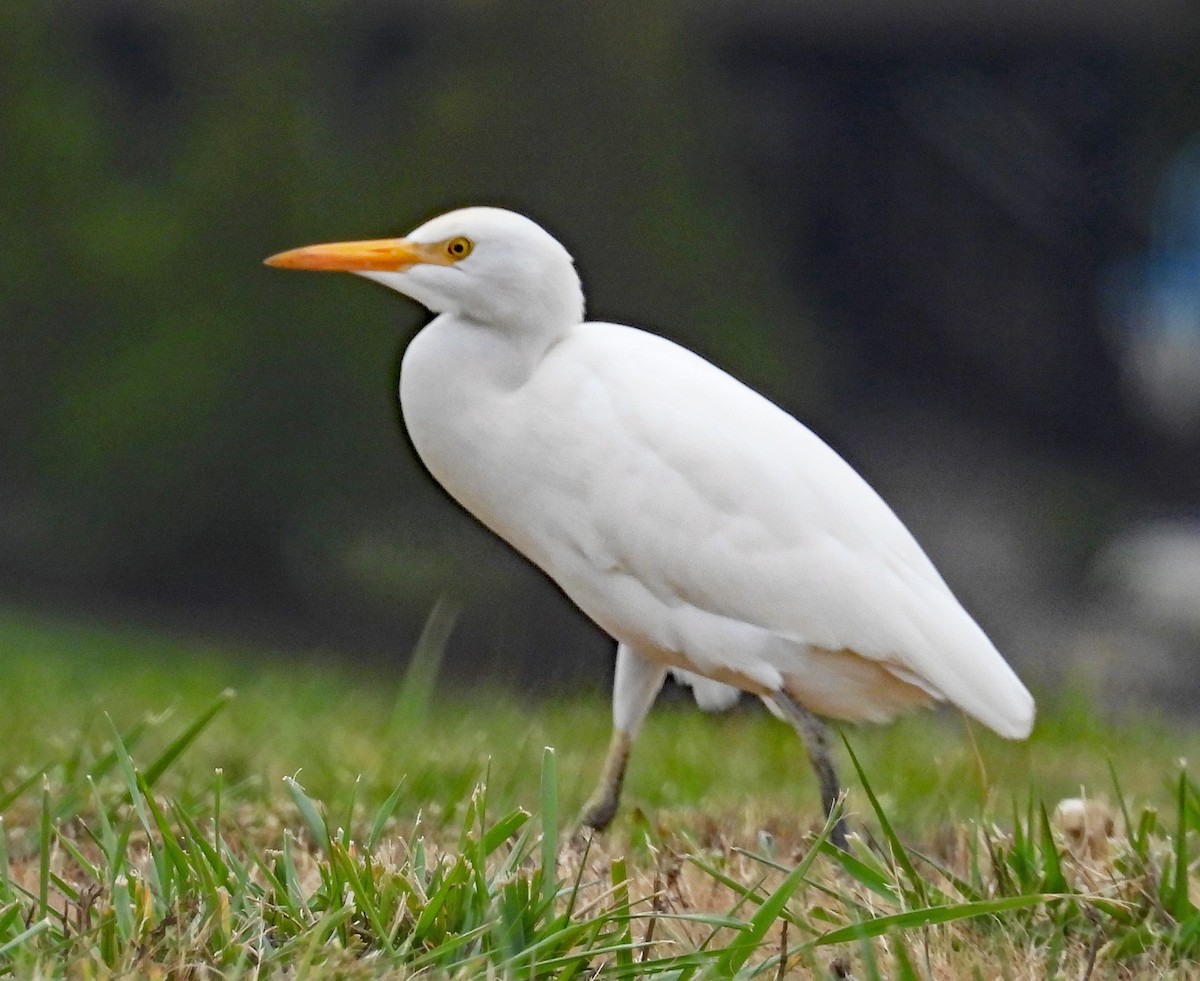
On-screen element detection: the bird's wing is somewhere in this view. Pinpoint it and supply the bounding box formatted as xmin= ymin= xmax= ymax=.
xmin=531 ymin=323 xmax=1032 ymax=738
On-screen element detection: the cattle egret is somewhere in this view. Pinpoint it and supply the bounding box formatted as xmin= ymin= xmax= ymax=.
xmin=266 ymin=206 xmax=1035 ymax=848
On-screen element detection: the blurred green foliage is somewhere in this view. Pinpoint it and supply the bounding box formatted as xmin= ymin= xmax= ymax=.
xmin=0 ymin=2 xmax=813 ymax=624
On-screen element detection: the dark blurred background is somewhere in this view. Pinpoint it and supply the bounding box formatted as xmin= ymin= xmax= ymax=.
xmin=3 ymin=1 xmax=1199 ymax=708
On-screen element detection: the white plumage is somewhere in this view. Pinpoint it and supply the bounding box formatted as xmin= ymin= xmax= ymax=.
xmin=267 ymin=206 xmax=1034 ymax=842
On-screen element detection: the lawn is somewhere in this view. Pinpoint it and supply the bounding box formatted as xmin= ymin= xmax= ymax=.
xmin=1 ymin=606 xmax=1198 ymax=977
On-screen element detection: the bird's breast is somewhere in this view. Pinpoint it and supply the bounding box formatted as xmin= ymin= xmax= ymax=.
xmin=398 ymin=318 xmax=606 ymax=574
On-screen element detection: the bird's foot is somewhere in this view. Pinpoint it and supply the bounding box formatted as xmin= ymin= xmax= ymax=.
xmin=577 ymin=793 xmax=619 ymax=835
xmin=827 ymin=814 xmax=849 ymax=853
xmin=567 ymin=798 xmax=615 ymax=851
xmin=574 ymin=728 xmax=631 ymax=840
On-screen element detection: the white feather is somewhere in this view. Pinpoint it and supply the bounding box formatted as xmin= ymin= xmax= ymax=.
xmin=671 ymin=670 xmax=742 ymax=713
xmin=374 ymin=207 xmax=1032 ymax=739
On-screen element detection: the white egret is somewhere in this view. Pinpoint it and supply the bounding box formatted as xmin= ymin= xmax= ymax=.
xmin=266 ymin=206 xmax=1034 ymax=848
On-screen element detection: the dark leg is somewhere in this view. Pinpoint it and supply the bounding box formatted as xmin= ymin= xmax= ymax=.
xmin=767 ymin=691 xmax=849 ymax=851
xmin=579 ymin=729 xmax=632 ymax=831
xmin=577 ymin=644 xmax=666 ymax=832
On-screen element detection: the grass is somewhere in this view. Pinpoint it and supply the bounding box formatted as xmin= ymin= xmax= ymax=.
xmin=1 ymin=606 xmax=1199 ymax=977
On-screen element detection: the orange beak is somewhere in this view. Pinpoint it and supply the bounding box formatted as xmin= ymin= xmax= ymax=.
xmin=264 ymin=237 xmax=445 ymax=272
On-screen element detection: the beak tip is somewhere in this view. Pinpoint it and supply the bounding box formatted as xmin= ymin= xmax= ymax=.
xmin=260 ymin=237 xmax=422 ymax=272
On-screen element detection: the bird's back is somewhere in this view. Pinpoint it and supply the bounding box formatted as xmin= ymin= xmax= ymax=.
xmin=403 ymin=315 xmax=1034 ymax=739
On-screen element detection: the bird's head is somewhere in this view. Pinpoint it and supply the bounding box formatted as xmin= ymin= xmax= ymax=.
xmin=266 ymin=206 xmax=585 ymax=335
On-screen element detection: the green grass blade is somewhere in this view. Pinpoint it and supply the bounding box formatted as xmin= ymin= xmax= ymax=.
xmin=105 ymin=716 xmax=154 ymax=837
xmin=330 ymin=840 xmax=393 ymax=953
xmin=1107 ymin=758 xmax=1136 ymax=851
xmin=734 ymin=844 xmax=879 ymax=928
xmin=85 ymin=776 xmax=123 ymax=879
xmin=892 ymin=934 xmax=920 ymax=981
xmin=0 ymin=818 xmax=9 ymax=898
xmin=0 ymin=916 xmax=51 ymax=957
xmin=841 ymin=734 xmax=928 ymax=906
xmin=479 ymin=807 xmax=530 ymax=856
xmin=717 ymin=807 xmax=836 ymax=974
xmin=112 ymin=873 xmax=134 ymax=942
xmin=165 ymin=800 xmax=223 ymax=897
xmin=38 ymin=778 xmax=50 ymax=922
xmin=611 ymin=856 xmax=634 ymax=971
xmin=141 ymin=688 xmax=235 ymax=788
xmin=83 ymin=718 xmax=151 ymax=783
xmin=55 ymin=832 xmax=101 ymax=883
xmin=284 ymin=775 xmax=330 ymax=850
xmin=814 ymin=894 xmax=1050 ymax=946
xmin=858 ymin=931 xmax=883 ymax=981
xmin=391 ymin=597 xmax=459 ymax=725
xmin=212 ymin=767 xmax=224 ymax=880
xmin=905 ymin=846 xmax=984 ymax=904
xmin=367 ymin=780 xmax=407 ymax=851
xmin=1037 ymin=802 xmax=1068 ymax=894
xmin=339 ymin=774 xmax=361 ymax=848
xmin=0 ymin=901 xmax=22 ymax=935
xmin=646 ymin=910 xmax=746 ymax=930
xmin=403 ymin=922 xmax=494 ymax=971
xmin=281 ymin=830 xmax=306 ymax=914
xmin=1170 ymin=769 xmax=1196 ymax=920
xmin=0 ymin=765 xmax=49 ymax=814
xmin=686 ymin=855 xmax=789 ymax=950
xmin=541 ymin=745 xmax=558 ymax=910
xmin=816 ymin=840 xmax=901 ymax=904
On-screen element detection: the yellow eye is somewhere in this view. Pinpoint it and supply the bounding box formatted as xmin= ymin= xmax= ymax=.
xmin=445 ymin=236 xmax=474 ymax=260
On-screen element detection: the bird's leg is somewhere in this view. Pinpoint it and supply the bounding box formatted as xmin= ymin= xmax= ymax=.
xmin=578 ymin=644 xmax=666 ymax=831
xmin=767 ymin=691 xmax=849 ymax=851
xmin=579 ymin=729 xmax=633 ymax=833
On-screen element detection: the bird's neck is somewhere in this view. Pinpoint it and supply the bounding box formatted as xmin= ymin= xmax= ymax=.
xmin=398 ymin=312 xmax=570 ymax=547
xmin=460 ymin=261 xmax=584 ymax=351
xmin=407 ymin=312 xmax=569 ymax=394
